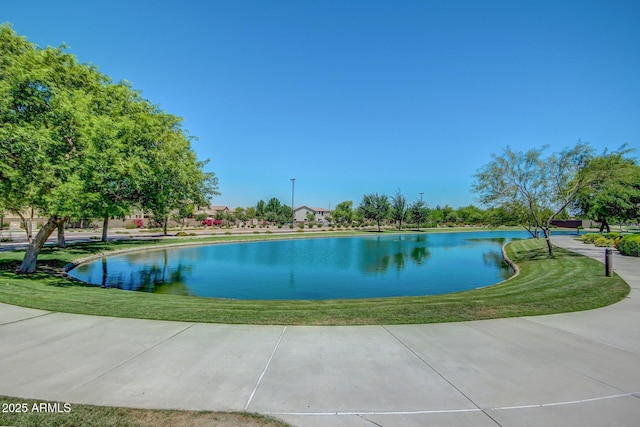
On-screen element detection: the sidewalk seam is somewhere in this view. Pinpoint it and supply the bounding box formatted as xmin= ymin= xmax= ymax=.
xmin=244 ymin=325 xmax=287 ymax=410
xmin=0 ymin=311 xmax=54 ymax=326
xmin=65 ymin=323 xmax=196 ymax=393
xmin=381 ymin=325 xmax=503 ymax=426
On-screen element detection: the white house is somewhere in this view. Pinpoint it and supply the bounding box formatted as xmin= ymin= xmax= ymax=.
xmin=293 ymin=206 xmax=331 ymax=223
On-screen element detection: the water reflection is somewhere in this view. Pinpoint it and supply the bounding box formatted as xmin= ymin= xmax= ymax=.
xmin=482 ymin=250 xmax=512 ymax=281
xmin=88 ymin=249 xmax=194 ymax=296
xmin=358 ymin=235 xmax=431 ymax=275
xmin=69 ymin=231 xmax=551 ymax=300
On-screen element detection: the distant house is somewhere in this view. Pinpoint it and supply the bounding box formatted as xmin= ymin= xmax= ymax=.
xmin=293 ymin=206 xmax=331 ymax=223
xmin=210 ymin=206 xmax=230 ymax=213
xmin=195 ymin=205 xmax=230 ymax=217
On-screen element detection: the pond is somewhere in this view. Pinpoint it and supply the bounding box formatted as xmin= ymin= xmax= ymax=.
xmin=67 ymin=230 xmax=571 ymax=300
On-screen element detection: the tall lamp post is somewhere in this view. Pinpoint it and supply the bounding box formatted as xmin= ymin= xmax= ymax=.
xmin=418 ymin=192 xmax=424 ymax=231
xmin=290 ymin=178 xmax=296 ymax=227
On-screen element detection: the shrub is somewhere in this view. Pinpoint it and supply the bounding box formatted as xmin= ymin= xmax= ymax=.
xmin=605 ymin=232 xmax=622 ymax=240
xmin=178 ymin=232 xmax=197 ymax=236
xmin=593 ymin=236 xmax=615 ymax=247
xmin=582 ymin=233 xmax=601 ymax=244
xmin=618 ymin=235 xmax=640 ymax=257
xmin=581 ymin=233 xmax=593 ymax=243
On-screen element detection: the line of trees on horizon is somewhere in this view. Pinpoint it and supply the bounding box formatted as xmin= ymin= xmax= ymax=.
xmin=203 ymin=193 xmax=563 ymax=232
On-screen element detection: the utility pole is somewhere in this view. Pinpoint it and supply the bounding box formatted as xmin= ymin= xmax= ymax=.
xmin=290 ymin=178 xmax=296 ymax=227
xmin=419 ymin=192 xmax=424 ymax=202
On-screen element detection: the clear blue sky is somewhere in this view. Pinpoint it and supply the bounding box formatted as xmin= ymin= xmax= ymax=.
xmin=4 ymin=0 xmax=639 ymax=210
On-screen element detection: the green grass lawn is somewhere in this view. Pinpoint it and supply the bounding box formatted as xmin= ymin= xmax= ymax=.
xmin=0 ymin=395 xmax=291 ymax=427
xmin=0 ymin=235 xmax=630 ymax=325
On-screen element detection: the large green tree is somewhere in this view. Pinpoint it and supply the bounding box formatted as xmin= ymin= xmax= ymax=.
xmin=0 ymin=24 xmax=218 ymax=271
xmin=390 ymin=189 xmax=408 ymax=230
xmin=332 ymin=200 xmax=354 ymax=225
xmin=137 ymin=112 xmax=218 ymax=235
xmin=254 ymin=197 xmax=291 ymax=225
xmin=473 ymin=142 xmax=606 ymax=255
xmin=358 ymin=193 xmax=390 ymax=232
xmin=408 ymin=200 xmax=428 ymax=230
xmin=575 ymin=149 xmax=640 ymax=232
xmin=80 ymin=82 xmax=154 ymax=241
xmin=1 ymin=24 xmax=108 ymax=271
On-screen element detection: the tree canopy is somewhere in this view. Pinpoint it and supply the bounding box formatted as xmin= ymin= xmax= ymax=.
xmin=332 ymin=200 xmax=354 ymax=224
xmin=0 ymin=24 xmax=218 ymax=272
xmin=574 ymin=148 xmax=640 ymax=232
xmin=254 ymin=197 xmax=292 ymax=225
xmin=473 ymin=142 xmax=616 ymax=255
xmin=358 ymin=193 xmax=391 ymax=232
xmin=390 ymin=190 xmax=407 ymax=230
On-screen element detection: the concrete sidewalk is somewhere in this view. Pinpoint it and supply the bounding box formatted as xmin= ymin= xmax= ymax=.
xmin=0 ymin=235 xmax=639 ymax=426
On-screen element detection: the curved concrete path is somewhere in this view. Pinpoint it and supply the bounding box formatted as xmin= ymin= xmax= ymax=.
xmin=1 ymin=235 xmax=639 ymax=426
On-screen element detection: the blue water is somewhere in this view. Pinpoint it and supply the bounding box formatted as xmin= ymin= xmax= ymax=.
xmin=68 ymin=230 xmax=573 ymax=300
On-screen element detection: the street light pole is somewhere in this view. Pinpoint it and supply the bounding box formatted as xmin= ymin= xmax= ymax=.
xmin=290 ymin=178 xmax=296 ymax=227
xmin=418 ymin=192 xmax=424 ymax=231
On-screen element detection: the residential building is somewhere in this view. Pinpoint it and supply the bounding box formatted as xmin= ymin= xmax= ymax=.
xmin=293 ymin=206 xmax=331 ymax=223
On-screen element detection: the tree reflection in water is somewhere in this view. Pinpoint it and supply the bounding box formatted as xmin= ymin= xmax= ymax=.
xmin=359 ymin=234 xmax=431 ymax=275
xmin=468 ymin=237 xmax=519 ymax=282
xmin=100 ymin=249 xmax=193 ymax=296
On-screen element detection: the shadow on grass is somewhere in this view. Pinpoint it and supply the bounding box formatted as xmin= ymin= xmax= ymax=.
xmin=513 ymin=247 xmax=551 ymax=262
xmin=53 ymin=239 xmax=163 ymax=255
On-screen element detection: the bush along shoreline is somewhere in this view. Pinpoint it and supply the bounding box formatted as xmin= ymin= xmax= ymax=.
xmin=581 ymin=232 xmax=640 ymax=257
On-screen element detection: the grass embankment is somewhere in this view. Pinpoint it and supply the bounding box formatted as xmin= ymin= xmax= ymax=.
xmin=0 ymin=395 xmax=290 ymax=427
xmin=0 ymin=236 xmax=630 ymax=325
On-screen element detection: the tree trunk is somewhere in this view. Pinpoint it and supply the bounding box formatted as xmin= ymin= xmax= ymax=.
xmin=102 ymin=216 xmax=109 ymax=242
xmin=523 ymin=226 xmax=535 ymax=238
xmin=18 ymin=218 xmax=59 ymax=273
xmin=57 ymin=220 xmax=66 ymax=248
xmin=542 ymin=227 xmax=554 ymax=256
xmin=163 ymin=217 xmax=169 ymax=236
